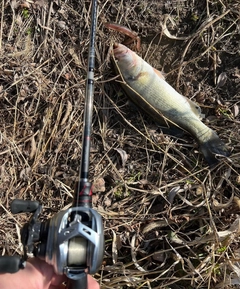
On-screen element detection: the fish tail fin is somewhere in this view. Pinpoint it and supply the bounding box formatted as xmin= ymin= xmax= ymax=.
xmin=199 ymin=132 xmax=230 ymax=167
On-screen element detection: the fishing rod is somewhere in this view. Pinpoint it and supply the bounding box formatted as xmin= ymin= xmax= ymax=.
xmin=0 ymin=0 xmax=104 ymax=288
xmin=74 ymin=0 xmax=98 ymax=209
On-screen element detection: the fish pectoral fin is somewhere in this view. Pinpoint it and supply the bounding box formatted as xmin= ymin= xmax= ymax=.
xmin=185 ymin=97 xmax=204 ymax=119
xmin=153 ymin=68 xmax=165 ymax=80
xmin=159 ymin=125 xmax=185 ymax=137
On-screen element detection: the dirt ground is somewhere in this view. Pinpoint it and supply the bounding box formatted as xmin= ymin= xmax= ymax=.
xmin=0 ymin=0 xmax=240 ymax=288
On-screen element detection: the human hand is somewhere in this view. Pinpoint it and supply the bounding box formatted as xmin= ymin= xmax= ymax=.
xmin=0 ymin=258 xmax=100 ymax=289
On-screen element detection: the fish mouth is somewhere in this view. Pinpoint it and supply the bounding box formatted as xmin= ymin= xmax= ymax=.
xmin=113 ymin=43 xmax=129 ymax=60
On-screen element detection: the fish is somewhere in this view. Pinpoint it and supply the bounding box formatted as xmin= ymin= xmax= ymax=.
xmin=111 ymin=43 xmax=230 ymax=166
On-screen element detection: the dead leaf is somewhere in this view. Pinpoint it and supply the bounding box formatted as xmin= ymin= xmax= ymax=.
xmin=112 ymin=230 xmax=118 ymax=264
xmin=152 ymin=251 xmax=165 ymax=262
xmin=216 ymin=72 xmax=227 ymax=88
xmin=30 ymin=135 xmax=37 ymax=159
xmin=168 ymin=186 xmax=180 ymax=204
xmin=61 ymin=101 xmax=72 ymax=126
xmin=232 ymin=104 xmax=239 ymax=118
xmin=19 ymin=167 xmax=31 ymax=180
xmin=92 ymin=178 xmax=105 ymax=193
xmin=104 ymin=197 xmax=112 ymax=207
xmin=114 ymin=148 xmax=128 ymax=167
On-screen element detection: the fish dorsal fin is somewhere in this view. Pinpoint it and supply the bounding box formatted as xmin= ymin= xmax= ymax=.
xmin=153 ymin=68 xmax=165 ymax=80
xmin=185 ymin=97 xmax=205 ymax=119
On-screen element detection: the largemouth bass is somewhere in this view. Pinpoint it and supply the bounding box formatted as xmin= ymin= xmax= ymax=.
xmin=112 ymin=43 xmax=230 ymax=166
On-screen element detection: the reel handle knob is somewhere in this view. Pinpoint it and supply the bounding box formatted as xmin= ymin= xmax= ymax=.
xmin=11 ymin=199 xmax=39 ymax=214
xmin=0 ymin=256 xmax=24 ymax=273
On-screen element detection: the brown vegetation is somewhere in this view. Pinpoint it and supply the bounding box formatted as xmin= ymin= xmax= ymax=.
xmin=0 ymin=0 xmax=240 ymax=288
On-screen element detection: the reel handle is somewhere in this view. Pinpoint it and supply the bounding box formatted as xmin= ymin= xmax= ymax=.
xmin=11 ymin=199 xmax=39 ymax=214
xmin=0 ymin=256 xmax=24 ymax=273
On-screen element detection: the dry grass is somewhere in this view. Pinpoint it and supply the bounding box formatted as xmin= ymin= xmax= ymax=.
xmin=1 ymin=0 xmax=240 ymax=288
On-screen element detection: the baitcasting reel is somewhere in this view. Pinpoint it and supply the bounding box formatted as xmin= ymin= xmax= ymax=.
xmin=0 ymin=190 xmax=104 ymax=289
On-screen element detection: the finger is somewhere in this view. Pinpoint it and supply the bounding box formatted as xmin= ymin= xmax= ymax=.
xmin=28 ymin=258 xmax=66 ymax=287
xmin=50 ymin=274 xmax=68 ymax=286
xmin=87 ymin=275 xmax=100 ymax=289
